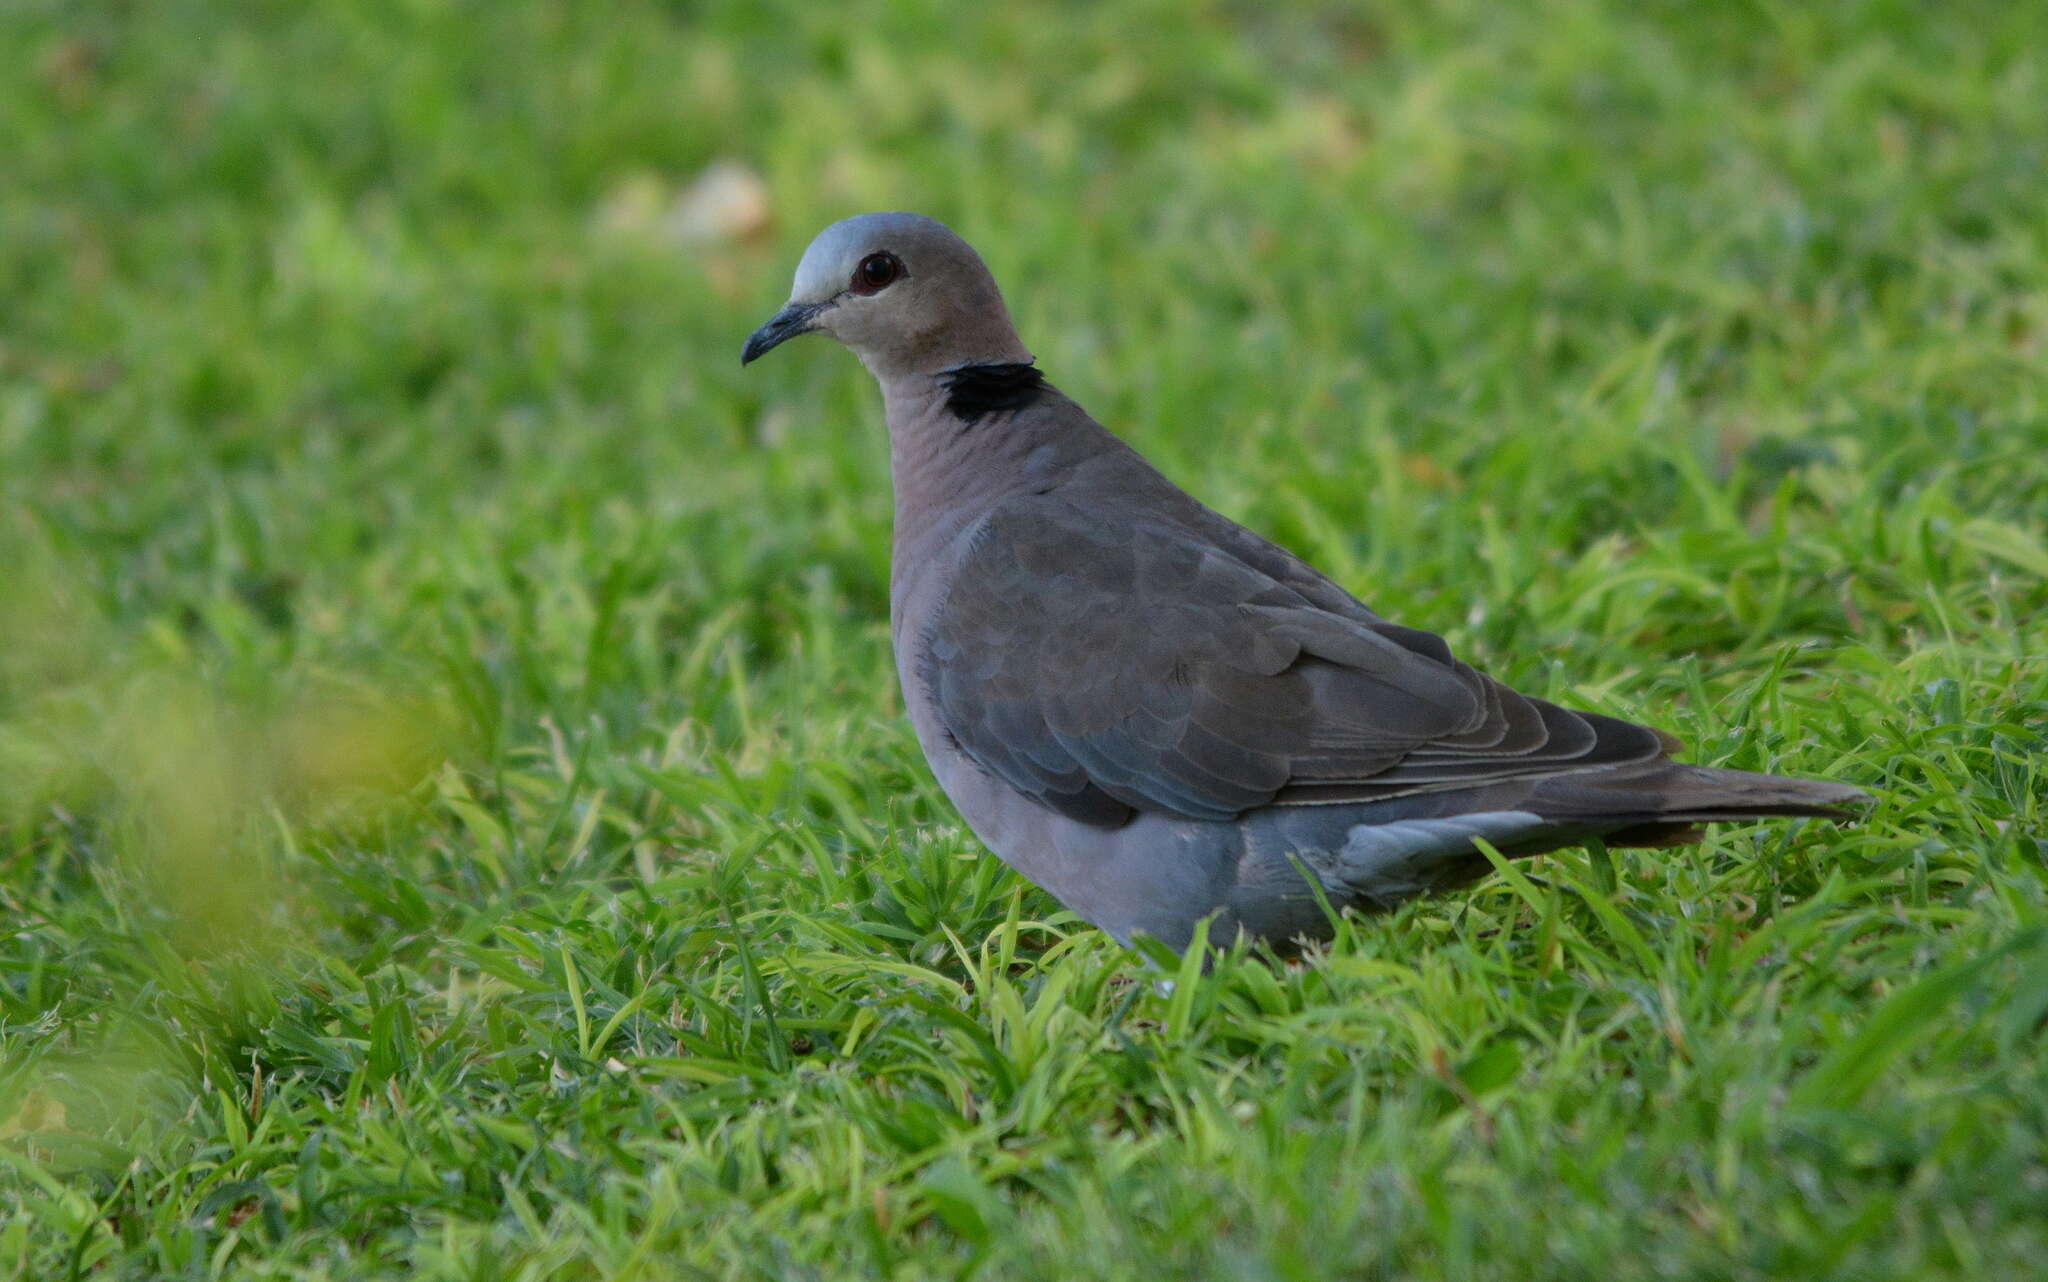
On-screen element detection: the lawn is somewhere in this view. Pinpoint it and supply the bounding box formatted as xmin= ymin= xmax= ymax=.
xmin=3 ymin=1 xmax=2046 ymax=1277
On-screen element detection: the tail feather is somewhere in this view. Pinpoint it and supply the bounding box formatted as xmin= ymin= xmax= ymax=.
xmin=1528 ymin=762 xmax=1872 ymax=830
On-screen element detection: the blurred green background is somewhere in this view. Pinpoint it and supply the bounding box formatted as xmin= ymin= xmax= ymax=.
xmin=3 ymin=1 xmax=2046 ymax=1278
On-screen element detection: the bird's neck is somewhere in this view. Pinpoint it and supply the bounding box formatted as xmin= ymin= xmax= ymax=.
xmin=877 ymin=368 xmax=1118 ymax=557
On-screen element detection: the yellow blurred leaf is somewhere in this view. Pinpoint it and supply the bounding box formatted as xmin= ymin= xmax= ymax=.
xmin=0 ymin=1089 xmax=68 ymax=1140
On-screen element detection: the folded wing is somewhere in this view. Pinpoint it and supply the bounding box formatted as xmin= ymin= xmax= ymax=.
xmin=927 ymin=497 xmax=1669 ymax=826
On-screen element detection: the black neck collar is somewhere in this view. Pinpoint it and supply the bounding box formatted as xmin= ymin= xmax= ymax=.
xmin=939 ymin=362 xmax=1045 ymax=425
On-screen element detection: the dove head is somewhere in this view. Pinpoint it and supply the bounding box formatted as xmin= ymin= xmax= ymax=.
xmin=742 ymin=212 xmax=1032 ymax=380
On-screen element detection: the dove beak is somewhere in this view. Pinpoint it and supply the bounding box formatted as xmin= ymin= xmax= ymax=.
xmin=741 ymin=301 xmax=830 ymax=365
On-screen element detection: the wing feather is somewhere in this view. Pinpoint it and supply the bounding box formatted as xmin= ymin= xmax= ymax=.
xmin=924 ymin=497 xmax=1667 ymax=826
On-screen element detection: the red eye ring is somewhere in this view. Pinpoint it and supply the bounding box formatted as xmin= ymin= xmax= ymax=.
xmin=851 ymin=251 xmax=903 ymax=294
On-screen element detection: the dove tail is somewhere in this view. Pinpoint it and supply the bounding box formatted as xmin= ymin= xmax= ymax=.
xmin=1525 ymin=762 xmax=1871 ymax=847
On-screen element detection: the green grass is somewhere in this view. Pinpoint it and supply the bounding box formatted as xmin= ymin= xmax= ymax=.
xmin=4 ymin=0 xmax=2047 ymax=1277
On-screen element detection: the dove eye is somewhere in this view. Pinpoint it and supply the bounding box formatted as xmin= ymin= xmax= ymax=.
xmin=851 ymin=251 xmax=903 ymax=294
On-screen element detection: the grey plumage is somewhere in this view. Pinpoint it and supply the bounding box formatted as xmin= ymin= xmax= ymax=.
xmin=744 ymin=212 xmax=1870 ymax=950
